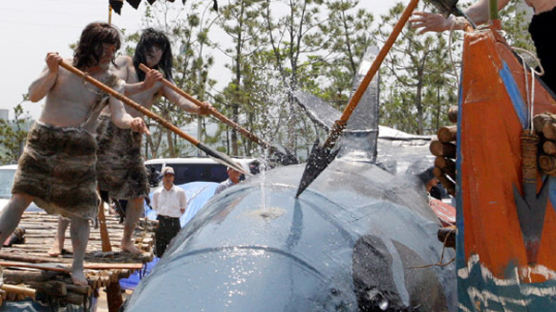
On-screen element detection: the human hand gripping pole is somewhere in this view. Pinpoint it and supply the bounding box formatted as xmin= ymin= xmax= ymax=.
xmin=138 ymin=63 xmax=298 ymax=166
xmin=295 ymin=0 xmax=420 ymax=197
xmin=58 ymin=61 xmax=248 ymax=176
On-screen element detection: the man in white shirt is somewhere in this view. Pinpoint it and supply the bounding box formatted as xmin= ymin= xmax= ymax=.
xmin=152 ymin=166 xmax=186 ymax=257
xmin=214 ymin=166 xmax=243 ymax=195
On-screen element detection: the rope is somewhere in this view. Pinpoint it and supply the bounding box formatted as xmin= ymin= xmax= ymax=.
xmin=448 ymin=24 xmax=459 ymax=87
xmin=521 ymin=57 xmax=532 ymax=132
xmin=512 ymin=47 xmax=544 ymax=76
xmin=409 ymin=227 xmax=456 ymax=269
xmin=512 ymin=46 xmax=543 ymax=133
xmin=521 ymin=131 xmax=539 ymax=184
xmin=530 ymin=67 xmax=536 ymax=133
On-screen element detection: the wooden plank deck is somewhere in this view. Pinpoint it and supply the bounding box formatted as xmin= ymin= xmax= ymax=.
xmin=0 ymin=210 xmax=157 ymax=307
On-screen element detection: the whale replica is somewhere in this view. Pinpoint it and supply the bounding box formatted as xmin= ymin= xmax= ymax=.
xmin=123 ymin=47 xmax=456 ymax=312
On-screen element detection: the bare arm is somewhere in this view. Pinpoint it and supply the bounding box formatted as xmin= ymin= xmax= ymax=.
xmin=465 ymin=0 xmax=510 ymax=26
xmin=28 ymin=53 xmax=63 ymax=102
xmin=152 ymin=192 xmax=159 ymax=212
xmin=109 ymin=82 xmax=151 ymax=134
xmin=162 ymin=84 xmax=212 ymax=115
xmin=162 ymin=85 xmax=200 ymax=113
xmin=124 ymin=70 xmax=163 ymax=96
xmin=179 ymin=191 xmax=186 ymax=214
xmin=410 ymin=0 xmax=510 ymax=33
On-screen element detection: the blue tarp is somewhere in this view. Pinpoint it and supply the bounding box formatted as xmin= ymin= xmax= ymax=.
xmin=120 ymin=181 xmax=218 ymax=290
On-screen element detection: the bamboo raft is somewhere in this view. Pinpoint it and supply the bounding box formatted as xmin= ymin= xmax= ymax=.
xmin=0 ymin=211 xmax=157 ymax=308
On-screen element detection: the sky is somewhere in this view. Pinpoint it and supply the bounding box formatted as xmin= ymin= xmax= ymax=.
xmin=0 ymin=0 xmax=408 ymax=120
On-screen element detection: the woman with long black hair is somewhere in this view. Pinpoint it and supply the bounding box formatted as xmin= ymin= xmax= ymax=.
xmin=49 ymin=28 xmax=210 ymax=258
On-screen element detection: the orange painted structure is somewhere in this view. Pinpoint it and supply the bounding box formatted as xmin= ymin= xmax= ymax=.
xmin=457 ymin=25 xmax=556 ymax=310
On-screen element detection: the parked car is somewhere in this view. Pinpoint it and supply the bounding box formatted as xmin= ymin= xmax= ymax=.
xmin=0 ymin=164 xmax=43 ymax=212
xmin=144 ymin=157 xmax=259 ymax=186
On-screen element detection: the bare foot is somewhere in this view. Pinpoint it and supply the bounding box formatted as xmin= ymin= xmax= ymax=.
xmin=121 ymin=240 xmax=143 ymax=255
xmin=48 ymin=245 xmax=62 ymax=257
xmin=71 ymin=269 xmax=88 ymax=286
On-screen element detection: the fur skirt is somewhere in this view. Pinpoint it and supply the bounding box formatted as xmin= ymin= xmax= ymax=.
xmin=12 ymin=122 xmax=98 ymax=220
xmin=95 ymin=116 xmax=149 ymax=200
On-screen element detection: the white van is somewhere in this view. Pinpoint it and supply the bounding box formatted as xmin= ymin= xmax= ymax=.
xmin=144 ymin=157 xmax=258 ymax=186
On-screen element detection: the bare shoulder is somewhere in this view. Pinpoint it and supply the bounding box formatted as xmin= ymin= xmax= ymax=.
xmin=115 ymin=55 xmax=133 ymax=67
xmin=57 ymin=58 xmax=75 ymax=73
xmin=112 ymin=55 xmax=135 ymax=81
xmin=55 ymin=58 xmax=80 ymax=80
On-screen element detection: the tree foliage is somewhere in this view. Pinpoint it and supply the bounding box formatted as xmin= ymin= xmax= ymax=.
xmin=119 ymin=0 xmax=535 ymax=159
xmin=0 ymin=99 xmax=30 ymax=165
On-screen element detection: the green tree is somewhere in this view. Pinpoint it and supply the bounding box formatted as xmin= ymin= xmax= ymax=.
xmin=377 ymin=3 xmax=458 ymax=134
xmin=0 ymin=99 xmax=31 ymax=165
xmin=308 ymin=0 xmax=375 ymax=109
xmin=218 ymin=0 xmax=264 ymax=156
xmin=258 ymin=0 xmax=326 ymax=156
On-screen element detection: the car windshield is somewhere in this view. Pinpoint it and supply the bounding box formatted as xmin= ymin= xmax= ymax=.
xmin=0 ymin=168 xmax=16 ymax=198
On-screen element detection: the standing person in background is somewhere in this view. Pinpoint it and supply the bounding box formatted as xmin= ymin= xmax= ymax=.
xmin=152 ymin=166 xmax=187 ymax=257
xmin=4 ymin=22 xmax=149 ymax=285
xmin=214 ymin=166 xmax=243 ymax=195
xmin=409 ymin=0 xmax=556 ymax=92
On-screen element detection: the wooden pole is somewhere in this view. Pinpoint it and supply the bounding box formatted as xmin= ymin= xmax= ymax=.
xmin=1 ymin=284 xmax=36 ymax=299
xmin=447 ymin=106 xmax=458 ymax=124
xmin=437 ymin=125 xmax=457 ymax=143
xmin=108 ymin=4 xmax=113 ymax=25
xmin=542 ymin=122 xmax=556 ymax=140
xmin=107 ymin=281 xmax=124 ymax=311
xmin=58 ymin=61 xmax=247 ymax=175
xmin=429 ymin=140 xmax=457 ymax=158
xmin=539 ymin=155 xmax=556 ymax=175
xmin=533 ymin=113 xmax=551 ymax=133
xmin=543 ymin=141 xmax=556 ymax=156
xmin=59 ymin=61 xmax=199 ymax=144
xmin=97 ymin=198 xmax=112 ymax=253
xmin=434 ymin=156 xmax=456 ymax=173
xmin=0 ymin=261 xmax=143 ymax=271
xmin=296 ymin=0 xmax=420 ymax=197
xmin=138 ymin=63 xmax=275 ymax=151
xmin=324 ymin=0 xmax=420 ymax=148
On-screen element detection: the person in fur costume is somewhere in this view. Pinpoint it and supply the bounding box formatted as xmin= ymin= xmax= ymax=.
xmin=1 ymin=22 xmax=149 ymax=286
